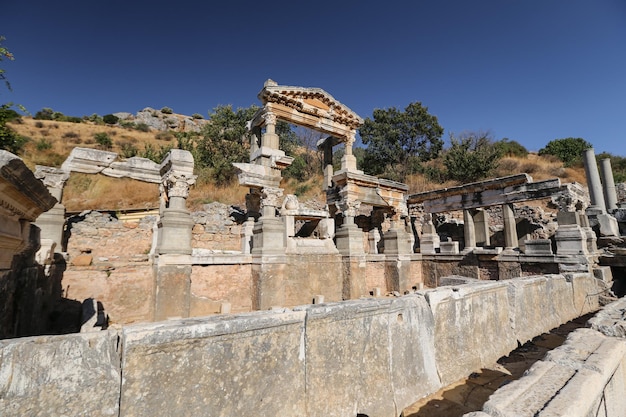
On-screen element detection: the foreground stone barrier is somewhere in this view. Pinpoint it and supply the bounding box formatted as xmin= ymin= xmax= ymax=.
xmin=465 ymin=297 xmax=626 ymax=417
xmin=297 ymin=296 xmax=439 ymax=417
xmin=425 ymin=281 xmax=517 ymax=386
xmin=0 ymin=331 xmax=121 ymax=416
xmin=119 ymin=310 xmax=307 ymax=416
xmin=0 ymin=274 xmax=603 ymax=417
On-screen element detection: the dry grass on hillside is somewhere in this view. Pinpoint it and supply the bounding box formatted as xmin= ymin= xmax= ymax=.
xmin=8 ymin=117 xmax=587 ymax=211
xmin=8 ymin=117 xmax=172 ymax=169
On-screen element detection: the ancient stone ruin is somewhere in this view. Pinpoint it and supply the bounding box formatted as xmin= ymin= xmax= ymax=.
xmin=2 ymin=81 xmax=626 ymax=416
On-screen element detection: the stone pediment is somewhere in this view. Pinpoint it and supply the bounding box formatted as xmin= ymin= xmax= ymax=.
xmin=258 ymin=80 xmax=363 ymax=130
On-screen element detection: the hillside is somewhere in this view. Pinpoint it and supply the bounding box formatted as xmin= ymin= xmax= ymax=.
xmin=7 ymin=114 xmax=588 ymax=213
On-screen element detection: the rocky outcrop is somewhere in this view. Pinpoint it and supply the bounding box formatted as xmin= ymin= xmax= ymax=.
xmin=115 ymin=107 xmax=208 ymax=133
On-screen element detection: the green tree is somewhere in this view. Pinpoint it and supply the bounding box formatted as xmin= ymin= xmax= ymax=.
xmin=196 ymin=105 xmax=258 ymax=185
xmin=538 ymin=137 xmax=591 ymax=167
xmin=444 ymin=132 xmax=501 ymax=183
xmin=1 ymin=36 xmax=15 ymax=92
xmin=94 ymin=132 xmax=112 ymax=149
xmin=494 ymin=138 xmax=528 ymax=158
xmin=360 ymin=102 xmax=444 ymax=181
xmin=0 ymin=37 xmax=28 ymax=153
xmin=102 ymin=114 xmax=119 ymax=125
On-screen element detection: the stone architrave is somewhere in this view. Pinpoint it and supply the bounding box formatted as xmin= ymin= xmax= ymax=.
xmin=600 ymin=158 xmax=618 ymax=211
xmin=34 ymin=166 xmax=70 ymax=254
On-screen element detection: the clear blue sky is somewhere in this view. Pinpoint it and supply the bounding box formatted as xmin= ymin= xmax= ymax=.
xmin=2 ymin=1 xmax=625 ymax=155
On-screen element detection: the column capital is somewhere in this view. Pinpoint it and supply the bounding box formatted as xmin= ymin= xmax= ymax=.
xmin=164 ymin=171 xmax=196 ymax=199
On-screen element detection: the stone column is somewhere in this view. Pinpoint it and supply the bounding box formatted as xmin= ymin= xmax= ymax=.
xmin=251 ymin=186 xmax=286 ymax=255
xmin=501 ymin=203 xmax=518 ymax=252
xmin=322 ymin=140 xmax=334 ymax=189
xmin=383 ymin=208 xmax=412 ymax=255
xmin=600 ymin=158 xmax=618 ymax=211
xmin=261 ymin=112 xmax=279 ymax=151
xmin=157 ymin=171 xmax=195 ymax=255
xmin=582 ymin=148 xmax=606 ymax=213
xmin=420 ymin=213 xmax=440 ymax=254
xmin=335 ymin=199 xmax=365 ymax=255
xmin=154 ymin=150 xmax=196 ymax=322
xmin=241 ymin=190 xmax=261 ymax=254
xmin=463 ymin=209 xmax=476 ymax=251
xmin=473 ymin=209 xmax=490 ymax=247
xmin=34 ymin=166 xmax=69 ymax=254
xmin=340 ymin=131 xmax=361 ymax=173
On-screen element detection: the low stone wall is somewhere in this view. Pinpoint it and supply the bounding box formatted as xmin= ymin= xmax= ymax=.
xmin=466 ymin=297 xmax=626 ymax=417
xmin=0 ymin=274 xmax=601 ymax=417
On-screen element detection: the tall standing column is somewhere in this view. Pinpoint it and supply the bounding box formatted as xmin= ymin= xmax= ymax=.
xmin=600 ymin=158 xmax=618 ymax=211
xmin=582 ymin=148 xmax=606 ymax=213
xmin=154 ymin=149 xmax=197 ymax=321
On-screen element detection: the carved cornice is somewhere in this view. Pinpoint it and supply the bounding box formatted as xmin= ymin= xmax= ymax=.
xmin=257 ymin=81 xmax=363 ymax=130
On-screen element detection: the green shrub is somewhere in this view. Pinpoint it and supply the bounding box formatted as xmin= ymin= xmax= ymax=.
xmin=34 ymin=121 xmax=44 ymax=128
xmin=94 ymin=132 xmax=112 ymax=149
xmin=538 ymin=138 xmax=591 ymax=167
xmin=134 ymin=122 xmax=150 ymax=132
xmin=494 ymin=138 xmax=528 ymax=158
xmin=36 ymin=138 xmax=52 ymax=151
xmin=34 ymin=108 xmax=54 ymax=120
xmin=103 ymin=114 xmax=119 ymax=125
xmin=155 ymin=131 xmax=175 ymax=141
xmin=192 ymin=113 xmax=204 ymax=120
xmin=160 ymin=106 xmax=173 ymax=114
xmin=120 ymin=142 xmax=138 ymax=158
xmin=444 ymin=132 xmax=501 ymax=183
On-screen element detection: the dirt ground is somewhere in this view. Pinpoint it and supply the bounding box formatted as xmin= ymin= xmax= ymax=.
xmin=403 ymin=314 xmax=593 ymax=417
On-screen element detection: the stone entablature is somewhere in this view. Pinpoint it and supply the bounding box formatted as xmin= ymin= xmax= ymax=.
xmin=61 ymin=147 xmax=161 ymax=183
xmin=0 ymin=151 xmax=57 ymax=269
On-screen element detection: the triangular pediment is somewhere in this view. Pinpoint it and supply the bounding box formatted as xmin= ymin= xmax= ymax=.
xmin=258 ymin=80 xmax=363 ymax=129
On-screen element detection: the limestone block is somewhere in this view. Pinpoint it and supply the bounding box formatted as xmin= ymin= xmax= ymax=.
xmin=522 ymin=239 xmax=553 ymax=255
xmin=425 ymin=281 xmax=516 ymax=385
xmin=61 ymin=147 xmax=118 ymax=174
xmin=567 ymin=272 xmax=600 ymax=315
xmin=507 ymin=275 xmax=577 ymax=345
xmin=0 ymin=331 xmax=121 ymax=416
xmin=298 ymin=297 xmax=440 ymax=417
xmin=120 ymin=311 xmax=306 ymax=416
xmin=102 ymin=156 xmax=161 ymax=183
xmin=588 ymin=297 xmax=626 ymax=338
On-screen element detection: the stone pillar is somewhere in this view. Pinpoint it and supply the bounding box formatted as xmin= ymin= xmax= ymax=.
xmin=34 ymin=166 xmax=69 ymax=253
xmin=261 ymin=112 xmax=279 ymax=151
xmin=340 ymin=131 xmax=361 ymax=173
xmin=582 ymin=148 xmax=606 ymax=213
xmin=334 ymin=199 xmax=365 ymax=255
xmin=473 ymin=209 xmax=490 ymax=247
xmin=383 ymin=210 xmax=412 ymax=255
xmin=251 ymin=186 xmax=286 ymax=255
xmin=600 ymin=158 xmax=618 ymax=211
xmin=420 ymin=213 xmax=440 ymax=254
xmin=501 ymin=203 xmax=518 ymax=253
xmin=368 ymin=229 xmax=381 ymax=254
xmin=322 ymin=140 xmax=334 ymax=189
xmin=555 ymin=211 xmax=588 ymax=255
xmin=157 ymin=171 xmax=195 ymax=255
xmin=154 ymin=150 xmax=196 ymax=322
xmin=463 ymin=209 xmax=476 ymax=252
xmin=578 ymin=212 xmax=598 ymax=255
